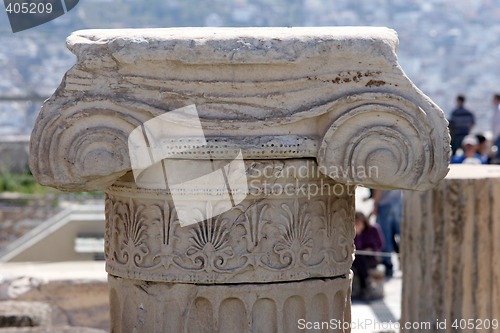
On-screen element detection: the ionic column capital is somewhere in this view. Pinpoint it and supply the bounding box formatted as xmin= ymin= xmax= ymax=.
xmin=30 ymin=27 xmax=450 ymax=191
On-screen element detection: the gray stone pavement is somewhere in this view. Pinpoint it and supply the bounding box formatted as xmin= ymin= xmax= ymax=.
xmin=351 ymin=260 xmax=402 ymax=333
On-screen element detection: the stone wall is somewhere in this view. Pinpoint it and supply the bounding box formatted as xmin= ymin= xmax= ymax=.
xmin=0 ymin=196 xmax=58 ymax=251
xmin=0 ymin=136 xmax=29 ymax=174
xmin=0 ymin=278 xmax=109 ymax=331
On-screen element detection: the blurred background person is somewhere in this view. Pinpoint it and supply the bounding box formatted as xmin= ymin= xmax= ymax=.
xmin=451 ymin=135 xmax=484 ymax=164
xmin=353 ymin=211 xmax=384 ymax=300
xmin=448 ymin=95 xmax=475 ymax=156
xmin=372 ymin=190 xmax=402 ymax=278
xmin=492 ymin=94 xmax=500 ymax=164
xmin=476 ymin=133 xmax=494 ymax=164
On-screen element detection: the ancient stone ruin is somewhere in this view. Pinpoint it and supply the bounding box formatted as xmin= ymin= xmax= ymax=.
xmin=29 ymin=27 xmax=450 ymax=332
xmin=402 ymin=164 xmax=500 ymax=333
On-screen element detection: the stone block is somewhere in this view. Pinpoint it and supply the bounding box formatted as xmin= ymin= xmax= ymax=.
xmin=401 ymin=165 xmax=500 ymax=332
xmin=0 ymin=301 xmax=50 ymax=328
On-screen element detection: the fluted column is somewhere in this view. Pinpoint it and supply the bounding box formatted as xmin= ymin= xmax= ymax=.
xmin=29 ymin=27 xmax=450 ymax=332
xmin=401 ymin=165 xmax=500 ymax=333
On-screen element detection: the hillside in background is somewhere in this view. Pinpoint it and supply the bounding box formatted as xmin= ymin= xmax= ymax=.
xmin=1 ymin=0 xmax=499 ymax=135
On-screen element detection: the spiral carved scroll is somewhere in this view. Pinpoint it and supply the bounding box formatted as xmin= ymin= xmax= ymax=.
xmin=317 ymin=93 xmax=450 ymax=190
xmin=29 ymin=99 xmax=155 ymax=191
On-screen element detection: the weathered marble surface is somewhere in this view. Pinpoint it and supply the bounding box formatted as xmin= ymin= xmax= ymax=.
xmin=105 ymin=160 xmax=355 ymax=284
xmin=29 ymin=27 xmax=450 ymax=191
xmin=28 ymin=27 xmax=451 ymax=333
xmin=401 ymin=165 xmax=500 ymax=333
xmin=109 ymin=273 xmax=352 ymax=333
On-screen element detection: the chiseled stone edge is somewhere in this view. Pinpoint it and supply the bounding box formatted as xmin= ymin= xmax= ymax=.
xmin=67 ymin=27 xmax=399 ymax=65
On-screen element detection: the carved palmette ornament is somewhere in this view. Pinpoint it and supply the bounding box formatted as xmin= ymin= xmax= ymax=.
xmin=104 ymin=159 xmax=355 ymax=284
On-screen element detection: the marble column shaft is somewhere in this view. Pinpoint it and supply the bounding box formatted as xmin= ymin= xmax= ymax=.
xmin=401 ymin=165 xmax=500 ymax=333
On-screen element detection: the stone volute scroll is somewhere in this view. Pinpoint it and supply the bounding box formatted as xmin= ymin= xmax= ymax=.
xmin=29 ymin=27 xmax=450 ymax=333
xmin=30 ymin=27 xmax=449 ymax=192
